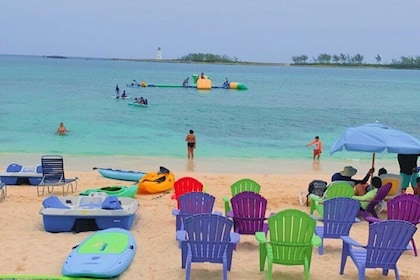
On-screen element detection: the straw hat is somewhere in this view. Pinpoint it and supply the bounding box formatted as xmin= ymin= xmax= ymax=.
xmin=340 ymin=166 xmax=357 ymax=177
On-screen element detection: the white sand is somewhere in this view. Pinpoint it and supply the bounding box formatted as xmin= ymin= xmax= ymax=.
xmin=0 ymin=161 xmax=418 ymax=280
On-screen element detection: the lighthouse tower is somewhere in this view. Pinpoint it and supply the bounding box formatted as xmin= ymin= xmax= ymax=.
xmin=157 ymin=47 xmax=162 ymax=60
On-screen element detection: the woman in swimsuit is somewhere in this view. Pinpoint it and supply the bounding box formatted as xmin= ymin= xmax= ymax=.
xmin=185 ymin=130 xmax=196 ymax=159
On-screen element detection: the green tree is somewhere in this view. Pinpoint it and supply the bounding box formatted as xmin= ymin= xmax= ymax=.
xmin=375 ymin=54 xmax=382 ymax=64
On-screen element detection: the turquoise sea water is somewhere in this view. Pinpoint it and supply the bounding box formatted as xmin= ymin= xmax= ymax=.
xmin=1 ymin=55 xmax=420 ymax=173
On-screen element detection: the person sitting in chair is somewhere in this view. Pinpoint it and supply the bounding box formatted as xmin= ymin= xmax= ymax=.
xmin=352 ymin=176 xmax=382 ymax=210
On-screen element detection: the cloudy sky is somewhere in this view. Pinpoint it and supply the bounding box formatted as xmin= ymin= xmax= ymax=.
xmin=1 ymin=0 xmax=419 ymax=63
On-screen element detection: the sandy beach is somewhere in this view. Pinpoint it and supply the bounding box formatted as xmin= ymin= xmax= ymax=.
xmin=1 ymin=158 xmax=419 ymax=280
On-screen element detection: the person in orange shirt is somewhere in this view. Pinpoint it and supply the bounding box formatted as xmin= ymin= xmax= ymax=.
xmin=306 ymin=136 xmax=322 ymax=160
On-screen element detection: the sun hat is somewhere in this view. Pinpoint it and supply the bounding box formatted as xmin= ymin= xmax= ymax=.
xmin=340 ymin=166 xmax=357 ymax=177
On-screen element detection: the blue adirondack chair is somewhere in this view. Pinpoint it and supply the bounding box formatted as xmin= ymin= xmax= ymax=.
xmin=366 ymin=193 xmax=420 ymax=256
xmin=227 ymin=191 xmax=269 ymax=237
xmin=176 ymin=213 xmax=240 ymax=280
xmin=314 ymin=197 xmax=360 ymax=255
xmin=171 ymin=191 xmax=217 ymax=232
xmin=340 ymin=220 xmax=417 ymax=280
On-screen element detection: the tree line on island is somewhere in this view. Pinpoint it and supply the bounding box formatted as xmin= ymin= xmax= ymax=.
xmin=291 ymin=53 xmax=420 ymax=69
xmin=177 ymin=52 xmax=420 ymax=69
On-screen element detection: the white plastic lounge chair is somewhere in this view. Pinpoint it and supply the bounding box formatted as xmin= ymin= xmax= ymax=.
xmin=0 ymin=182 xmax=6 ymax=201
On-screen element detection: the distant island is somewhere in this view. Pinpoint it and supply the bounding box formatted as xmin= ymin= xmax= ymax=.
xmin=44 ymin=52 xmax=420 ymax=69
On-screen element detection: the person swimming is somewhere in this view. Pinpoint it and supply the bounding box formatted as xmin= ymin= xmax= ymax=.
xmin=57 ymin=122 xmax=68 ymax=135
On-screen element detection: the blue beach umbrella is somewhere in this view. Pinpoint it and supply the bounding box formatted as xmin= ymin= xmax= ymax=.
xmin=330 ymin=123 xmax=420 ymax=168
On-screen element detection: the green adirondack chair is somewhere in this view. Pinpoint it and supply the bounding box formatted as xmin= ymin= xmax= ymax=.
xmin=256 ymin=209 xmax=321 ymax=280
xmin=309 ymin=181 xmax=355 ymax=218
xmin=223 ymin=178 xmax=261 ymax=216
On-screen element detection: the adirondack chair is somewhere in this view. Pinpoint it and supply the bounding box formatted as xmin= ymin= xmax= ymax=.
xmin=310 ymin=181 xmax=355 ymax=217
xmin=314 ymin=197 xmax=360 ymax=255
xmin=380 ymin=174 xmax=403 ymax=201
xmin=255 ymin=209 xmax=321 ymax=280
xmin=171 ymin=191 xmax=217 ymax=232
xmin=171 ymin=177 xmax=204 ymax=209
xmin=366 ymin=194 xmax=420 ymax=256
xmin=226 ymin=191 xmax=269 ymax=238
xmin=340 ymin=220 xmax=417 ymax=280
xmin=176 ymin=213 xmax=240 ymax=280
xmin=223 ymin=178 xmax=261 ymax=216
xmin=357 ymin=182 xmax=392 ymax=220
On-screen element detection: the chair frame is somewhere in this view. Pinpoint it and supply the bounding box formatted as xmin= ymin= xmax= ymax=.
xmin=172 ymin=191 xmax=217 ymax=232
xmin=171 ymin=177 xmax=204 ymax=209
xmin=0 ymin=182 xmax=6 ymax=201
xmin=223 ymin=178 xmax=261 ymax=216
xmin=37 ymin=155 xmax=77 ymax=196
xmin=340 ymin=220 xmax=417 ymax=280
xmin=314 ymin=197 xmax=360 ymax=255
xmin=366 ymin=193 xmax=420 ymax=256
xmin=176 ymin=213 xmax=240 ymax=280
xmin=256 ymin=209 xmax=321 ymax=280
xmin=358 ymin=183 xmax=392 ymax=220
xmin=309 ymin=181 xmax=355 ymax=217
xmin=227 ymin=191 xmax=268 ymax=237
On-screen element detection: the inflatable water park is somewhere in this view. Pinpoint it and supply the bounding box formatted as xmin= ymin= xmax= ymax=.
xmin=126 ymin=74 xmax=248 ymax=90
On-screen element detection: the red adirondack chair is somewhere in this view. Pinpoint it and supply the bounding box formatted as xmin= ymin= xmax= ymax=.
xmin=171 ymin=177 xmax=204 ymax=209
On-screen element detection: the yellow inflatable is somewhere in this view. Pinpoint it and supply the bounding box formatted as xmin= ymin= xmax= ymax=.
xmin=138 ymin=169 xmax=175 ymax=194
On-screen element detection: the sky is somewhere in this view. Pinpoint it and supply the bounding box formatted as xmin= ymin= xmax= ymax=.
xmin=1 ymin=0 xmax=419 ymax=63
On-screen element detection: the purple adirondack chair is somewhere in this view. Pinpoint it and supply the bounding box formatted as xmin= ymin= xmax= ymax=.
xmin=171 ymin=192 xmax=216 ymax=232
xmin=340 ymin=220 xmax=417 ymax=280
xmin=227 ymin=191 xmax=269 ymax=236
xmin=366 ymin=194 xmax=420 ymax=256
xmin=358 ymin=182 xmax=392 ymax=220
xmin=176 ymin=213 xmax=240 ymax=280
xmin=314 ymin=197 xmax=360 ymax=255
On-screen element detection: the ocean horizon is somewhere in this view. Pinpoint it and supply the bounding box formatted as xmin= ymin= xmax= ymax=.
xmin=1 ymin=54 xmax=419 ymax=174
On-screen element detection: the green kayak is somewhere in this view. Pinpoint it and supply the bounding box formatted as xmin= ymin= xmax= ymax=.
xmin=79 ymin=185 xmax=138 ymax=198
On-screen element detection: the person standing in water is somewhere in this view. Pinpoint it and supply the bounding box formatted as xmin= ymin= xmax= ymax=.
xmin=306 ymin=136 xmax=322 ymax=160
xmin=185 ymin=130 xmax=196 ymax=159
xmin=57 ymin=122 xmax=68 ymax=135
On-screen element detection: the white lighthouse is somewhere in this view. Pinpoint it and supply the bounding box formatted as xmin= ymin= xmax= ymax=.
xmin=157 ymin=47 xmax=162 ymax=60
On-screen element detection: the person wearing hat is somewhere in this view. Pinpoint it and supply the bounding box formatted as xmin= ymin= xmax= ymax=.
xmin=331 ymin=166 xmax=374 ymax=185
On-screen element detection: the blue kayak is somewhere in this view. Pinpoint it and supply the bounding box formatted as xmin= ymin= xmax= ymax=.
xmin=96 ymin=168 xmax=146 ymax=182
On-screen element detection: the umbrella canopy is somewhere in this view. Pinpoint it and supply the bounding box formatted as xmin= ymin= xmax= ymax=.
xmin=330 ymin=123 xmax=420 ymax=167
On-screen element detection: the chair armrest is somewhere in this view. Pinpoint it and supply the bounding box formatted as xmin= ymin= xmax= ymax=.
xmin=222 ymin=196 xmax=230 ymax=203
xmin=255 ymin=231 xmax=267 ymax=244
xmin=226 ymin=210 xmax=234 ymax=218
xmin=171 ymin=209 xmax=180 ymax=216
xmin=311 ymin=215 xmax=322 ymax=221
xmin=176 ymin=230 xmax=187 ymax=242
xmin=311 ymin=234 xmax=322 ymax=246
xmin=340 ymin=236 xmax=362 ymax=248
xmin=365 ymin=217 xmax=380 ymax=223
xmin=230 ymin=232 xmax=240 ymax=244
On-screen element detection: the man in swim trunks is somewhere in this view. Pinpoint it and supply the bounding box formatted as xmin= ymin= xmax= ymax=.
xmin=185 ymin=130 xmax=196 ymax=159
xmin=306 ymin=136 xmax=322 ymax=160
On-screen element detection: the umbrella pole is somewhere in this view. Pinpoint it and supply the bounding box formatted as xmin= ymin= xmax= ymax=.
xmin=371 ymin=153 xmax=376 ymax=169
